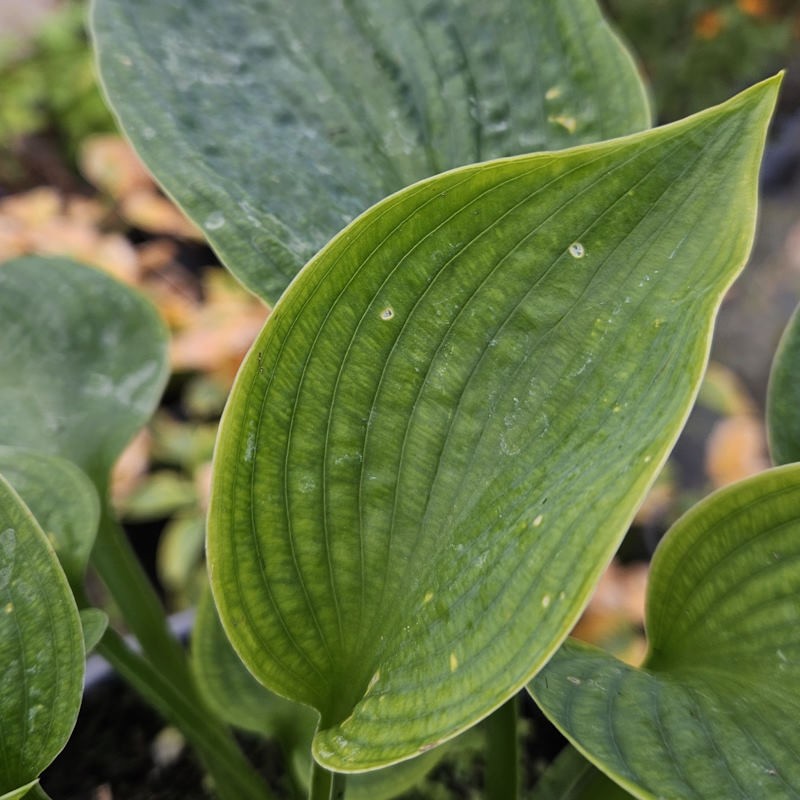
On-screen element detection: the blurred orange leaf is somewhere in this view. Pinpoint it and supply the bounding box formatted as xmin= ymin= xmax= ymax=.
xmin=572 ymin=561 xmax=649 ymax=666
xmin=737 ymin=0 xmax=772 ymax=17
xmin=110 ymin=429 xmax=152 ymax=509
xmin=80 ymin=134 xmax=154 ymax=199
xmin=694 ymin=9 xmax=726 ymax=39
xmin=121 ymin=189 xmax=203 ymax=240
xmin=705 ymin=414 xmax=769 ymax=488
xmin=170 ymin=270 xmax=269 ymax=378
xmin=0 ymin=186 xmax=141 ymax=283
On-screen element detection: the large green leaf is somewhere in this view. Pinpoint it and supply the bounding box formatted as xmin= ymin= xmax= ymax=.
xmin=767 ymin=302 xmax=800 ymax=465
xmin=0 ymin=257 xmax=169 ymax=487
xmin=0 ymin=475 xmax=84 ymax=795
xmin=0 ymin=447 xmax=99 ymax=588
xmin=91 ymin=0 xmax=650 ymax=302
xmin=208 ymin=77 xmax=778 ymax=771
xmin=529 ymin=464 xmax=800 ymax=799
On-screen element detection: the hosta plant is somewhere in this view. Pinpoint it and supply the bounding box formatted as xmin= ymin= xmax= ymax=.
xmin=0 ymin=1 xmax=795 ymax=799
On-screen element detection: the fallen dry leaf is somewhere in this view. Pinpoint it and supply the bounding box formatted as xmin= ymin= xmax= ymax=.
xmin=80 ymin=134 xmax=155 ymax=199
xmin=694 ymin=9 xmax=726 ymax=39
xmin=121 ymin=189 xmax=203 ymax=240
xmin=170 ymin=270 xmax=269 ymax=378
xmin=110 ymin=428 xmax=152 ymax=510
xmin=706 ymin=414 xmax=769 ymax=488
xmin=0 ymin=186 xmax=142 ymax=283
xmin=572 ymin=560 xmax=649 ymax=665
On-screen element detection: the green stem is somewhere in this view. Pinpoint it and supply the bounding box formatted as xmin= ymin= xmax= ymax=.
xmin=484 ymin=695 xmax=519 ymax=800
xmin=97 ymin=628 xmax=271 ymax=800
xmin=90 ymin=503 xmax=189 ymax=686
xmin=309 ymin=761 xmax=347 ymax=800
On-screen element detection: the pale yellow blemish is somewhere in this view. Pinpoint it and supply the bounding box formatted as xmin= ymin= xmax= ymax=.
xmin=380 ymin=306 xmax=395 ymax=321
xmin=449 ymin=652 xmax=459 ymax=672
xmin=545 ymin=86 xmax=562 ymax=101
xmin=423 ymin=591 xmax=434 ymax=605
xmin=4 ymin=602 xmax=12 ymax=614
xmin=541 ymin=594 xmax=552 ymax=609
xmin=549 ymin=114 xmax=577 ymax=134
xmin=367 ymin=670 xmax=380 ymax=692
xmin=533 ymin=514 xmax=544 ymax=527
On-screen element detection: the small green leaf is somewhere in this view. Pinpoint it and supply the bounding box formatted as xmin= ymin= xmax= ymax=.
xmin=531 ymin=747 xmax=632 ymax=800
xmin=118 ymin=471 xmax=198 ymax=522
xmin=0 ymin=447 xmax=99 ymax=588
xmin=530 ymin=464 xmax=800 ymax=799
xmin=157 ymin=515 xmax=206 ymax=595
xmin=91 ymin=0 xmax=650 ymax=301
xmin=80 ymin=608 xmax=109 ymax=654
xmin=0 ymin=257 xmax=169 ymax=489
xmin=0 ymin=780 xmax=40 ymax=800
xmin=0 ymin=476 xmax=84 ymax=794
xmin=209 ymin=77 xmax=779 ymax=771
xmin=767 ymin=302 xmax=800 ymax=465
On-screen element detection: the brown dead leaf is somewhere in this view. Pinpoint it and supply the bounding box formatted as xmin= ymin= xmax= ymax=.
xmin=80 ymin=134 xmax=154 ymax=199
xmin=694 ymin=9 xmax=726 ymax=39
xmin=28 ymin=219 xmax=140 ymax=284
xmin=0 ymin=187 xmax=142 ymax=283
xmin=0 ymin=186 xmax=61 ymax=226
xmin=706 ymin=414 xmax=769 ymax=488
xmin=136 ymin=239 xmax=179 ymax=273
xmin=737 ymin=0 xmax=772 ymax=17
xmin=572 ymin=561 xmax=649 ymax=665
xmin=110 ymin=429 xmax=152 ymax=509
xmin=139 ymin=258 xmax=202 ymax=329
xmin=194 ymin=462 xmax=213 ymax=513
xmin=121 ymin=189 xmax=203 ymax=240
xmin=170 ymin=271 xmax=269 ymax=378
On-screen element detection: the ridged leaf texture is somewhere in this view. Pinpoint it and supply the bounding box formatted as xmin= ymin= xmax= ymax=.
xmin=0 ymin=476 xmax=84 ymax=795
xmin=208 ymin=78 xmax=778 ymax=770
xmin=91 ymin=0 xmax=650 ymax=302
xmin=530 ymin=464 xmax=800 ymax=800
xmin=192 ymin=587 xmax=445 ymax=798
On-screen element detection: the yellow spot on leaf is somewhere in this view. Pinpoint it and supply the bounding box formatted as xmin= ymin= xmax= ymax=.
xmin=549 ymin=115 xmax=577 ymax=134
xmin=449 ymin=652 xmax=459 ymax=672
